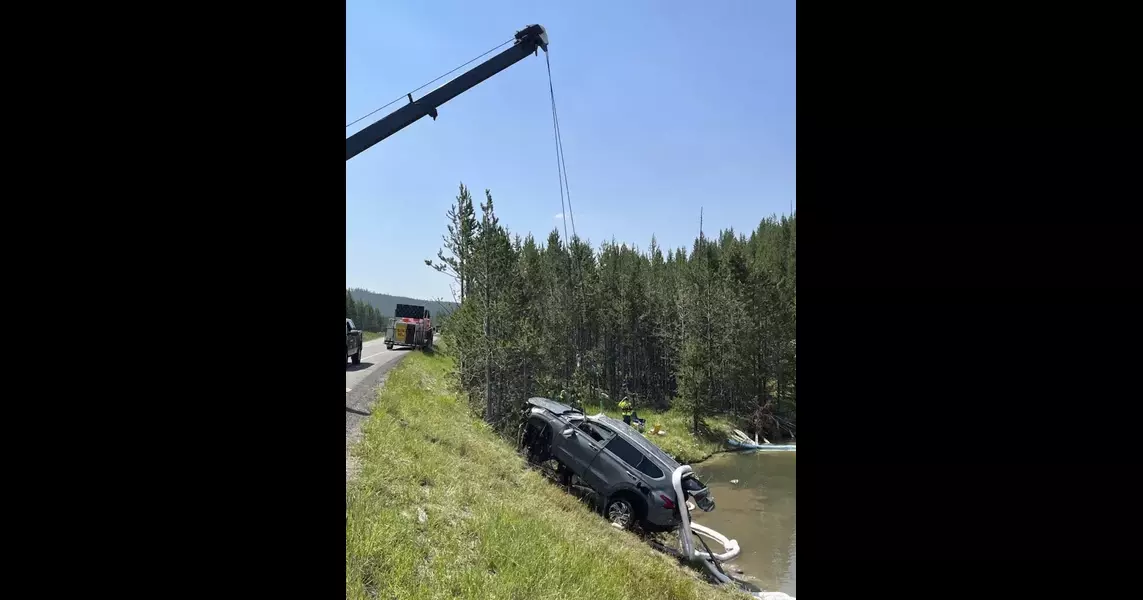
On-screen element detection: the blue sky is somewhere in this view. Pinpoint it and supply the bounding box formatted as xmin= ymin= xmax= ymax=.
xmin=347 ymin=0 xmax=795 ymax=301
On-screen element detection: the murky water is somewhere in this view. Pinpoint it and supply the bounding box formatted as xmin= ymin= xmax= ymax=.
xmin=692 ymin=449 xmax=796 ymax=596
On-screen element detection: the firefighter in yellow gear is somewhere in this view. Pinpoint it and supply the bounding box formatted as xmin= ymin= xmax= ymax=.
xmin=619 ymin=398 xmax=633 ymax=424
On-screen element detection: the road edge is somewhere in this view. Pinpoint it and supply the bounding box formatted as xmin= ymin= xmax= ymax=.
xmin=345 ymin=350 xmax=413 ymax=482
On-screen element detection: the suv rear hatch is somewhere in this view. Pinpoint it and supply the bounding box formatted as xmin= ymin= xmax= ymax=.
xmin=683 ymin=473 xmax=715 ymax=511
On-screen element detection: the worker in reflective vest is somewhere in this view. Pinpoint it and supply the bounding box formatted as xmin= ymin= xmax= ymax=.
xmin=619 ymin=397 xmax=633 ymax=424
xmin=620 ymin=397 xmax=646 ymax=432
xmin=624 ymin=398 xmax=647 ymax=432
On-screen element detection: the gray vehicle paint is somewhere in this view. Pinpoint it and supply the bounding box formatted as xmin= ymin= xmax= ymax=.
xmin=521 ymin=397 xmax=712 ymax=531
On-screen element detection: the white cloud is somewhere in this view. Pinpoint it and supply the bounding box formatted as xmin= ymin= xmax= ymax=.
xmin=553 ymin=213 xmax=563 ymax=219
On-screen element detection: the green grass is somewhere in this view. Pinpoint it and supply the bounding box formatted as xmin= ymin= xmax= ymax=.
xmin=361 ymin=330 xmax=384 ymax=342
xmin=346 ymin=351 xmax=745 ymax=600
xmin=591 ymin=405 xmax=736 ymax=465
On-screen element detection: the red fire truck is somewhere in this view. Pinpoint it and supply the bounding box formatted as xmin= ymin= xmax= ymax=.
xmin=385 ymin=304 xmax=433 ymax=351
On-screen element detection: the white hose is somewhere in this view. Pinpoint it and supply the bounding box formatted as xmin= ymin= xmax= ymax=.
xmin=671 ymin=466 xmax=740 ymax=563
xmin=671 ymin=465 xmax=795 ymax=600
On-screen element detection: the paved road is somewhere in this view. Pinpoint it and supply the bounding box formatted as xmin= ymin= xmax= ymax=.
xmin=346 ymin=337 xmax=413 ymax=481
xmin=346 ymin=337 xmax=408 ymax=394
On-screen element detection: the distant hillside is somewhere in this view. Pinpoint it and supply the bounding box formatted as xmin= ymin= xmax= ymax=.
xmin=348 ymin=288 xmax=459 ymax=318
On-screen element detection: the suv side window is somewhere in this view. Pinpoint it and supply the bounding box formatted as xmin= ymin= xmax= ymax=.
xmin=603 ymin=436 xmax=664 ymax=479
xmin=636 ymin=457 xmax=663 ymax=478
xmin=605 ymin=436 xmax=645 ymax=469
xmin=577 ymin=422 xmax=615 ymax=444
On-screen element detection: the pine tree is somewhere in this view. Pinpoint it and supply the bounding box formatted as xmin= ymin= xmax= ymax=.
xmin=364 ymin=304 xmax=378 ymax=331
xmin=430 ymin=184 xmax=796 ymax=440
xmin=346 ymin=289 xmax=357 ymax=323
xmin=426 ymin=183 xmax=478 ymax=303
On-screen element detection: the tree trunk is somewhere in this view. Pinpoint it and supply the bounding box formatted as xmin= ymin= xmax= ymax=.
xmin=483 ymin=218 xmax=493 ymax=424
xmin=484 ymin=309 xmax=491 ymax=422
xmin=777 ymin=361 xmax=784 ymax=415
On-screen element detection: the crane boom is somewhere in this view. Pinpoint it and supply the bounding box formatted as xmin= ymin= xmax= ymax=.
xmin=346 ymin=24 xmax=549 ymax=161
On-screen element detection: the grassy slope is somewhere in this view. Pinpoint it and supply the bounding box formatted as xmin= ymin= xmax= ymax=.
xmin=346 ymin=351 xmax=743 ymax=600
xmin=361 ymin=330 xmax=384 ymax=343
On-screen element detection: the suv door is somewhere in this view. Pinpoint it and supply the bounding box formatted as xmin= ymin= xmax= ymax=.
xmin=583 ymin=429 xmax=660 ymax=498
xmin=552 ymin=419 xmax=606 ymax=478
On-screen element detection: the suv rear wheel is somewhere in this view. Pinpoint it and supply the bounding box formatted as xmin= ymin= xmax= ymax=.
xmin=605 ymin=495 xmax=639 ymax=530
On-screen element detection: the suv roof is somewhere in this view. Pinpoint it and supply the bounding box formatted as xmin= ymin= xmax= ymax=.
xmin=591 ymin=414 xmax=681 ymax=471
xmin=527 ymin=397 xmax=681 ymax=472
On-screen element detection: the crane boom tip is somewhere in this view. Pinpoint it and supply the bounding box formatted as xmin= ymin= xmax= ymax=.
xmin=516 ymin=24 xmax=548 ymax=51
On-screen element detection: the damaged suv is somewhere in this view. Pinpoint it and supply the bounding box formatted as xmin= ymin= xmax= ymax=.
xmin=519 ymin=397 xmax=715 ymax=532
